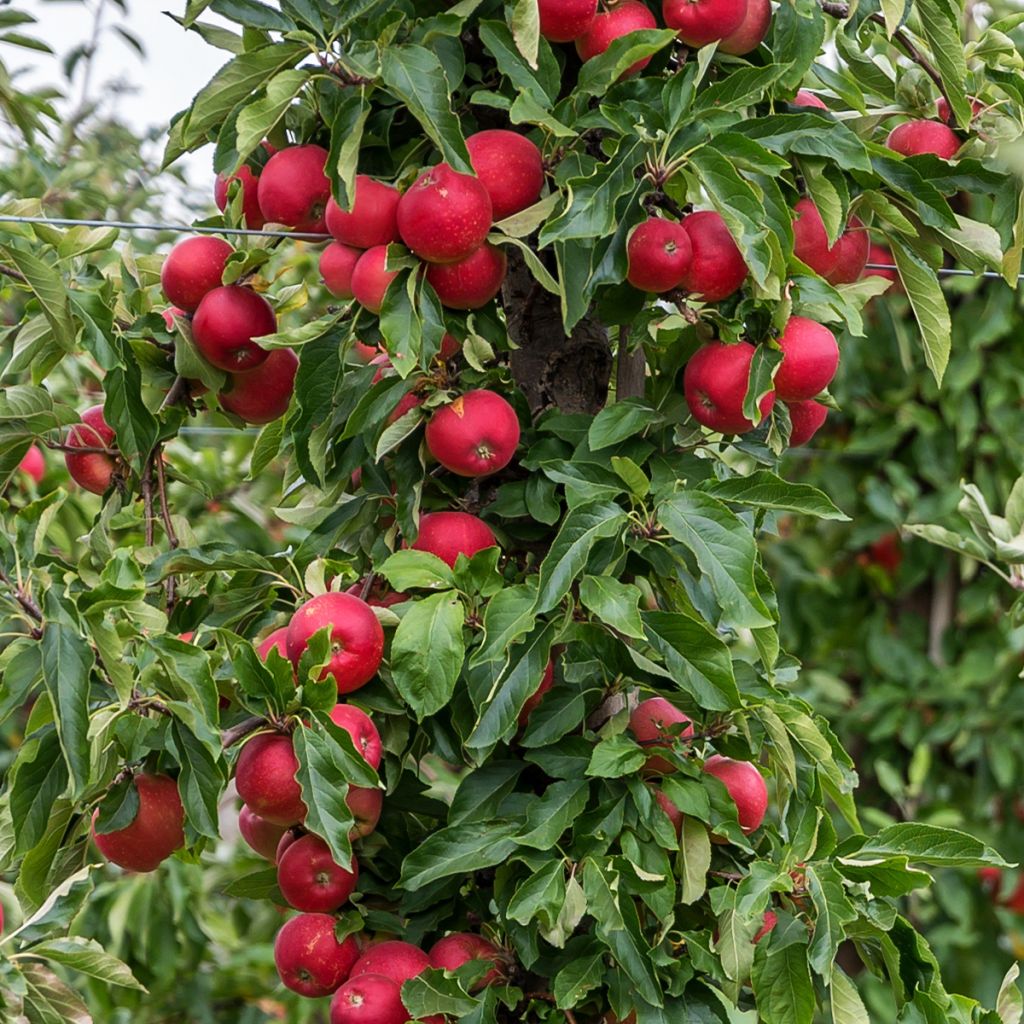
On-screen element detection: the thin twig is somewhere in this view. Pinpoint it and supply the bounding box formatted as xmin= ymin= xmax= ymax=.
xmin=0 ymin=263 xmax=28 ymax=284
xmin=222 ymin=716 xmax=266 ymax=749
xmin=140 ymin=455 xmax=156 ymax=547
xmin=155 ymin=453 xmax=179 ymax=551
xmin=159 ymin=376 xmax=189 ymax=413
xmin=0 ymin=566 xmax=44 ymax=637
xmin=820 ymin=0 xmax=849 ymax=15
xmin=42 ymin=439 xmax=117 ymax=456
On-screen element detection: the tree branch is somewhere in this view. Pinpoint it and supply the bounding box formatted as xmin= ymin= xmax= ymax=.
xmin=616 ymin=327 xmax=647 ymax=400
xmin=0 ymin=263 xmax=28 ymax=284
xmin=0 ymin=565 xmax=43 ymax=634
xmin=159 ymin=375 xmax=189 ymax=412
xmin=222 ymin=715 xmax=266 ymax=749
xmin=154 ymin=450 xmax=180 ymax=613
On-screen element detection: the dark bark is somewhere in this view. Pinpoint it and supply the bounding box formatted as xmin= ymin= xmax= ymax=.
xmin=503 ymin=249 xmax=612 ymax=415
xmin=615 ymin=328 xmax=647 ymax=400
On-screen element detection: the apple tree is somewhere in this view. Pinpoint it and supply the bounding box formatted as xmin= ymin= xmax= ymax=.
xmin=2 ymin=0 xmax=1024 ymax=1021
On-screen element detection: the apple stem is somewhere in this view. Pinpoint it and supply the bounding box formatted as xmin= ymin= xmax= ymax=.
xmin=0 ymin=565 xmax=43 ymax=633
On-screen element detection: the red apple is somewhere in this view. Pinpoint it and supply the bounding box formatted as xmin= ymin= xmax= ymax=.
xmin=627 ymin=218 xmax=693 ymax=293
xmin=718 ymin=0 xmax=771 ymax=54
xmin=192 ymin=286 xmax=275 ymax=372
xmin=886 ymin=119 xmax=960 ymax=160
xmin=160 ymin=236 xmax=234 ymax=313
xmin=350 ymin=941 xmax=430 ymax=985
xmin=354 ymin=340 xmax=384 ymax=363
xmin=824 ymin=217 xmax=869 ymax=286
xmin=397 ymin=164 xmax=492 ymax=263
xmin=629 ymin=697 xmax=695 ymax=773
xmin=277 ymin=827 xmax=302 ymax=863
xmin=936 ymin=96 xmax=983 ymax=125
xmin=703 ymin=754 xmax=768 ymax=833
xmin=793 ymin=90 xmax=827 ymax=109
xmin=321 ymin=243 xmax=363 ymax=299
xmin=858 ymin=532 xmax=903 ymax=575
xmin=239 ymin=804 xmax=288 ymax=861
xmin=235 ymin=732 xmax=306 ymax=827
xmin=653 ymin=787 xmax=683 ymax=837
xmin=91 ymin=773 xmax=184 ymax=872
xmin=326 ymin=175 xmax=402 ymax=249
xmin=257 ymin=626 xmax=291 ymax=663
xmin=424 ymin=390 xmax=521 ymax=477
xmin=345 ymin=580 xmax=408 ymax=611
xmin=678 ymin=211 xmax=748 ymax=301
xmin=753 ymin=910 xmax=777 ymax=944
xmin=215 ymin=163 xmax=265 ymax=229
xmin=18 ymin=445 xmax=45 ymax=483
xmin=518 ymin=661 xmax=555 ymax=728
xmin=278 ymin=834 xmax=359 ymax=913
xmin=791 ymin=198 xmax=838 ymax=278
xmin=773 ymin=316 xmax=839 ymax=401
xmin=274 ymin=913 xmax=360 ymax=997
xmin=65 ymin=404 xmax=117 ymax=494
xmin=664 ymin=0 xmax=746 ymax=49
xmin=786 ymin=400 xmax=828 ymax=446
xmin=410 ymin=511 xmax=498 ymax=568
xmin=286 ymin=592 xmax=385 ymax=694
xmin=351 ymin=246 xmax=400 ymax=314
xmin=347 ymin=786 xmax=384 ymax=839
xmin=257 ymin=144 xmax=331 ymax=233
xmin=330 ymin=973 xmax=409 ymax=1024
xmin=329 ymin=704 xmax=383 ymax=770
xmin=426 ymin=243 xmax=507 ymax=310
xmin=219 ymin=347 xmax=298 ymax=424
xmin=683 ymin=341 xmax=775 ymax=434
xmin=429 ymin=933 xmax=507 ymax=991
xmin=1005 ymin=876 xmax=1024 ymax=914
xmin=466 ymin=130 xmax=545 ymax=221
xmin=538 ymin=0 xmax=597 ymax=41
xmin=439 ymin=333 xmax=461 ymax=361
xmin=577 ymin=1 xmax=658 ymax=76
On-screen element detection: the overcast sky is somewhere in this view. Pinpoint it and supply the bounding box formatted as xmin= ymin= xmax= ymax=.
xmin=19 ymin=1 xmax=231 ymax=191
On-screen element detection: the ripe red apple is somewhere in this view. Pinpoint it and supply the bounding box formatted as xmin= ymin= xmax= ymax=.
xmin=91 ymin=773 xmax=184 ymax=872
xmin=397 ymin=164 xmax=493 ymax=263
xmin=863 ymin=243 xmax=900 ymax=292
xmin=326 ymin=175 xmax=402 ymax=249
xmin=257 ymin=144 xmax=331 ymax=233
xmin=703 ymin=754 xmax=768 ymax=833
xmin=886 ymin=119 xmax=960 ymax=160
xmin=857 ymin=532 xmax=903 ymax=575
xmin=235 ymin=731 xmax=306 ymax=827
xmin=329 ymin=704 xmax=383 ymax=770
xmin=466 ymin=130 xmax=545 ymax=221
xmin=219 ymin=347 xmax=298 ymax=424
xmin=257 ymin=626 xmax=291 ymax=663
xmin=653 ymin=787 xmax=683 ymax=837
xmin=286 ymin=592 xmax=385 ymax=694
xmin=238 ymin=804 xmax=288 ymax=861
xmin=793 ymin=89 xmax=827 ymax=109
xmin=160 ymin=236 xmax=234 ymax=313
xmin=429 ymin=933 xmax=506 ymax=991
xmin=791 ymin=197 xmax=838 ymax=278
xmin=192 ymin=286 xmax=275 ymax=372
xmin=577 ymin=2 xmax=658 ymax=76
xmin=718 ymin=0 xmax=771 ymax=54
xmin=683 ymin=341 xmax=775 ymax=434
xmin=424 ymin=390 xmax=521 ymax=478
xmin=321 ymin=243 xmax=363 ymax=299
xmin=678 ymin=211 xmax=748 ymax=301
xmin=426 ymin=243 xmax=508 ymax=309
xmin=773 ymin=316 xmax=839 ymax=402
xmin=277 ymin=827 xmax=302 ymax=863
xmin=664 ymin=0 xmax=746 ymax=49
xmin=347 ymin=786 xmax=384 ymax=839
xmin=277 ymin=834 xmax=359 ymax=913
xmin=65 ymin=404 xmax=117 ymax=494
xmin=629 ymin=697 xmax=695 ymax=773
xmin=18 ymin=445 xmax=45 ymax=483
xmin=351 ymin=246 xmax=400 ymax=314
xmin=345 ymin=580 xmax=407 ymax=611
xmin=518 ymin=661 xmax=555 ymax=727
xmin=538 ymin=0 xmax=597 ymax=41
xmin=330 ymin=973 xmax=409 ymax=1024
xmin=274 ymin=912 xmax=360 ymax=997
xmin=626 ymin=218 xmax=693 ymax=293
xmin=753 ymin=910 xmax=777 ymax=944
xmin=411 ymin=511 xmax=498 ymax=568
xmin=824 ymin=217 xmax=869 ymax=286
xmin=215 ymin=163 xmax=265 ymax=229
xmin=350 ymin=941 xmax=430 ymax=985
xmin=439 ymin=333 xmax=461 ymax=361
xmin=786 ymin=400 xmax=828 ymax=446
xmin=936 ymin=96 xmax=983 ymax=125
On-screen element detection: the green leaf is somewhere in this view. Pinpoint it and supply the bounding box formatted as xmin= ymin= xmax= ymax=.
xmin=997 ymin=964 xmax=1023 ymax=1024
xmin=391 ymin=591 xmax=466 ymax=720
xmin=806 ymin=864 xmax=857 ymax=977
xmin=20 ymin=961 xmax=92 ymax=1024
xmin=580 ymin=575 xmax=645 ymax=639
xmin=400 ymin=821 xmax=520 ymax=889
xmin=510 ymin=0 xmax=540 ymax=70
xmin=703 ymin=471 xmax=849 ymax=521
xmin=169 ymin=720 xmax=224 ymax=840
xmin=838 ymin=823 xmax=1011 ymax=867
xmin=891 ymin=238 xmax=951 ymax=385
xmin=831 ymin=968 xmax=870 ymax=1024
xmin=657 ymin=492 xmax=774 ymax=630
xmin=472 ymin=583 xmax=538 ymax=666
xmin=588 ymin=399 xmax=657 ymax=451
xmin=0 ymin=245 xmax=75 ymax=348
xmin=914 ymin=0 xmax=970 ymax=128
xmin=587 ymin=734 xmax=646 ymax=779
xmin=9 ymin=729 xmax=68 ymax=855
xmin=574 ymin=28 xmax=678 ymax=96
xmin=751 ymin=939 xmax=815 ymax=1024
xmin=679 ymin=815 xmax=712 ymax=905
xmin=533 ymin=500 xmax=628 ymax=614
xmin=516 ymin=779 xmax=590 ymax=849
xmin=377 ymin=549 xmax=455 ymax=592
xmin=380 ymin=46 xmax=472 ymax=174
xmin=235 ymin=68 xmax=308 ymax=158
xmin=26 ymin=937 xmax=146 ymax=991
xmin=553 ymin=944 xmax=605 ymax=1007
